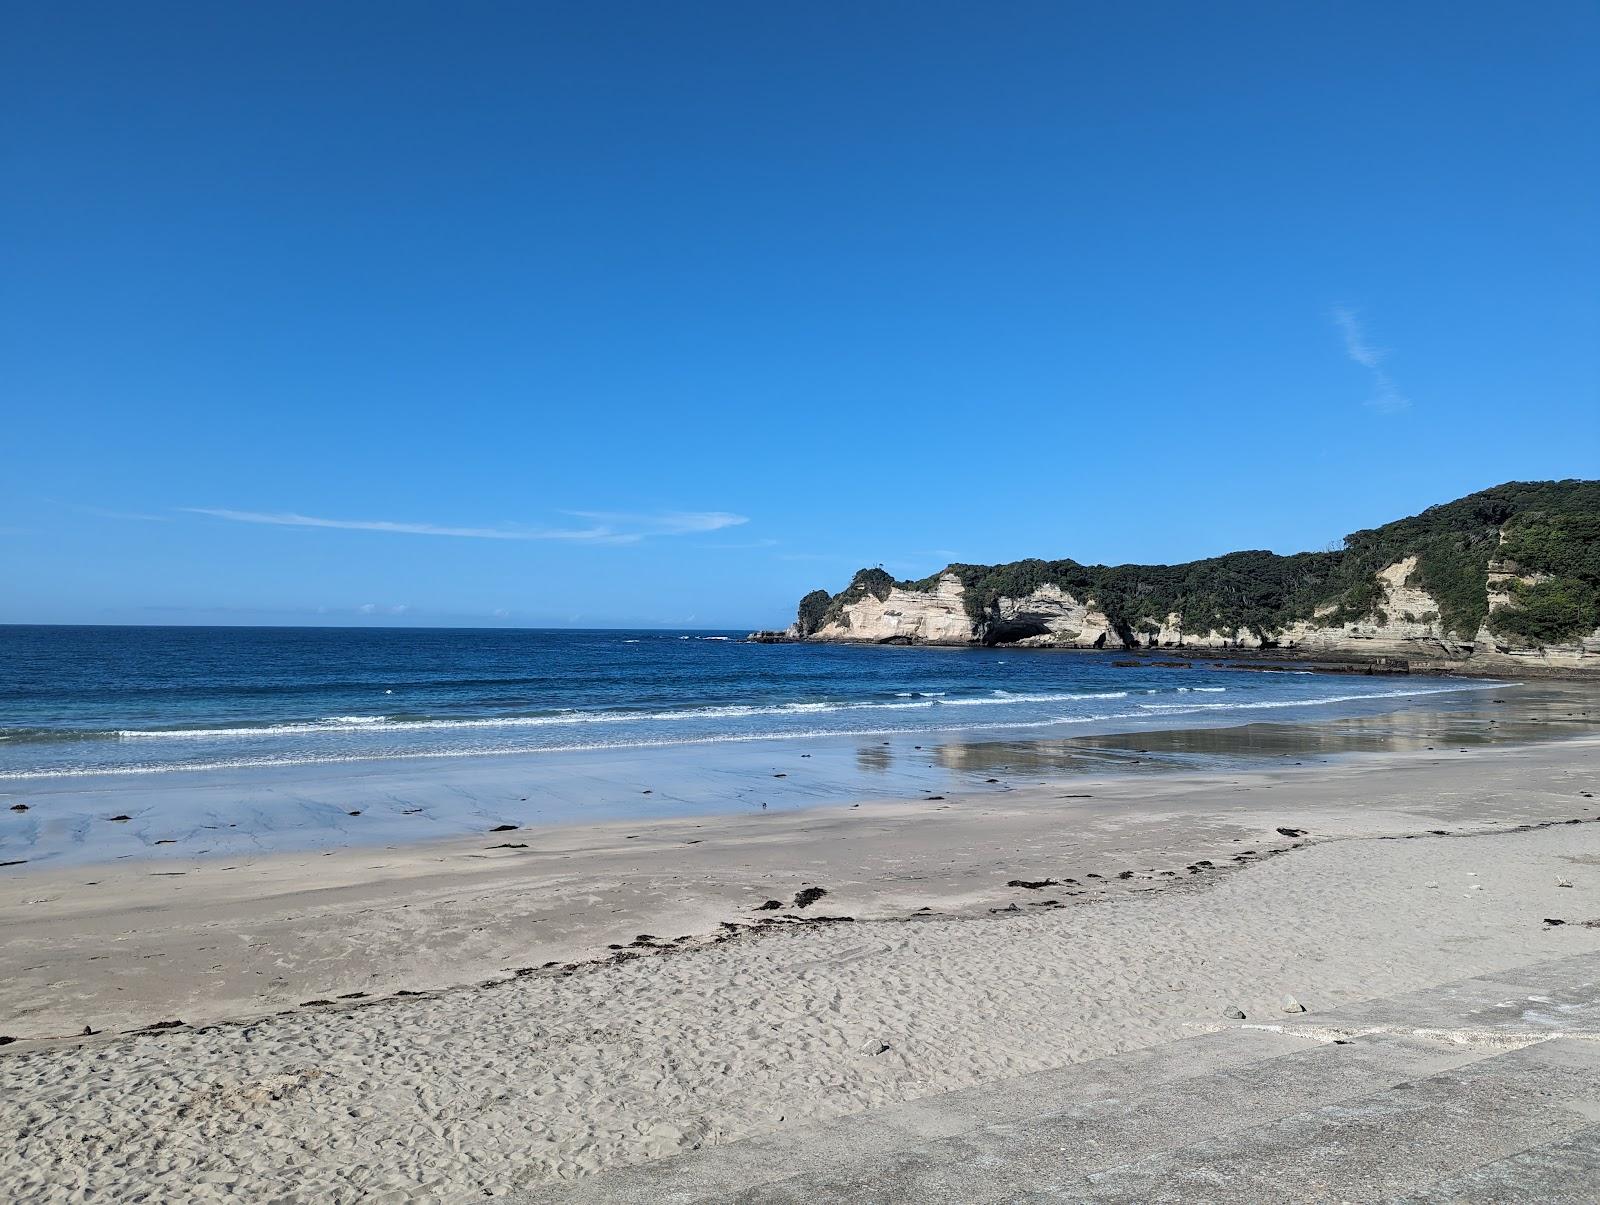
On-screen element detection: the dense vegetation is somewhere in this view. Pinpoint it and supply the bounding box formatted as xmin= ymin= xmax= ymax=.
xmin=795 ymin=589 xmax=833 ymax=637
xmin=799 ymin=480 xmax=1600 ymax=646
xmin=924 ymin=550 xmax=1345 ymax=640
xmin=1315 ymin=479 xmax=1598 ymax=635
xmin=1488 ymin=499 xmax=1600 ymax=643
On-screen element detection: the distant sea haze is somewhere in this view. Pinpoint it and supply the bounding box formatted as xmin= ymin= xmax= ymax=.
xmin=0 ymin=626 xmax=1503 ymax=780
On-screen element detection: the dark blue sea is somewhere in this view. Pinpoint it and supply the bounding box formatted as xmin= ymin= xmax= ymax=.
xmin=0 ymin=625 xmax=1502 ymax=781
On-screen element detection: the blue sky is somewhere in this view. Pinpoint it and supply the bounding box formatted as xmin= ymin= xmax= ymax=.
xmin=3 ymin=2 xmax=1596 ymax=629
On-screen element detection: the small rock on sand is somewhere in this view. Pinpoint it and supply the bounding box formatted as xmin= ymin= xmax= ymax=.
xmin=1223 ymin=1006 xmax=1246 ymax=1020
xmin=1281 ymin=993 xmax=1306 ymax=1013
xmin=793 ymin=886 xmax=828 ymax=909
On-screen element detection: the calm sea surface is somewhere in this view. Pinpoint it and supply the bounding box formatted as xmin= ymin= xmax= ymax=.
xmin=0 ymin=625 xmax=1505 ymax=781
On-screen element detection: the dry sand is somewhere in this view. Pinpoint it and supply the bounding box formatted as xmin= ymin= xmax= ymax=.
xmin=2 ymin=736 xmax=1599 ymax=1201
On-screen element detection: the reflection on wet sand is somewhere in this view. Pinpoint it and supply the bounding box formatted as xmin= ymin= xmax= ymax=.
xmin=9 ymin=681 xmax=1599 ymax=870
xmin=855 ymin=743 xmax=894 ymax=773
xmin=928 ymin=683 xmax=1600 ymax=777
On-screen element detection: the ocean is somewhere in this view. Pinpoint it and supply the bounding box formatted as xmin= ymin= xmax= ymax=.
xmin=0 ymin=624 xmax=1505 ymax=781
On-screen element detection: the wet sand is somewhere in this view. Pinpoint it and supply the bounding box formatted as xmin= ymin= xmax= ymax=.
xmin=2 ymin=679 xmax=1592 ymax=872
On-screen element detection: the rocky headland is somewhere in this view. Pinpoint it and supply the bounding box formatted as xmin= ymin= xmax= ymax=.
xmin=759 ymin=480 xmax=1600 ymax=676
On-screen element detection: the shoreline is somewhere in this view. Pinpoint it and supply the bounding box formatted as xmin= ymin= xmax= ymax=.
xmin=4 ymin=676 xmax=1588 ymax=874
xmin=4 ymin=727 xmax=1598 ymax=1044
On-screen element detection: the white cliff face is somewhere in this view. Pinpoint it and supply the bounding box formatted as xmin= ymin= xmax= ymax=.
xmin=812 ymin=578 xmax=1124 ymax=647
xmin=1278 ymin=557 xmax=1468 ymax=658
xmin=989 ymin=584 xmax=1122 ymax=648
xmin=798 ymin=551 xmax=1599 ymax=673
xmin=1150 ymin=612 xmax=1259 ymax=650
xmin=1469 ymin=564 xmax=1600 ymax=671
xmin=812 ymin=573 xmax=977 ymax=643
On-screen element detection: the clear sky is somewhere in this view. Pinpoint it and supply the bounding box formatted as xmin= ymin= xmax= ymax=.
xmin=3 ymin=2 xmax=1596 ymax=629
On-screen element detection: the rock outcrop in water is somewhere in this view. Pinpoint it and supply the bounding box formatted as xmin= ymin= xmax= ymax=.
xmin=767 ymin=481 xmax=1600 ymax=675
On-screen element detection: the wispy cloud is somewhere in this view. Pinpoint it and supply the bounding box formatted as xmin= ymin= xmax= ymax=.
xmin=1332 ymin=307 xmax=1409 ymax=412
xmin=565 ymin=510 xmax=748 ymax=535
xmin=181 ymin=508 xmax=619 ymax=541
xmin=180 ymin=507 xmax=746 ymax=544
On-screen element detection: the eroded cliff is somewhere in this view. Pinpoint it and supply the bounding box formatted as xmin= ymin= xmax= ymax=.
xmin=776 ymin=480 xmax=1600 ymax=674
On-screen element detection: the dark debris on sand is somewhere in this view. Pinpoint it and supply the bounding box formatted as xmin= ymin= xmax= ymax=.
xmin=793 ymin=886 xmax=828 ymax=908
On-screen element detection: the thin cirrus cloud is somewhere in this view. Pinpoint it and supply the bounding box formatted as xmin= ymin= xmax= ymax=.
xmin=180 ymin=507 xmax=748 ymax=544
xmin=1331 ymin=307 xmax=1410 ymax=413
xmin=563 ymin=510 xmax=749 ymax=535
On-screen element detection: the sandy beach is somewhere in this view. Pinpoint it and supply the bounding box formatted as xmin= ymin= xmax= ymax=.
xmin=2 ymin=724 xmax=1599 ymax=1201
xmin=9 ymin=3 xmax=1598 ymax=1197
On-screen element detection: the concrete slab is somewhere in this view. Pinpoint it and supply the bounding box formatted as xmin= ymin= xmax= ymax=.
xmin=1399 ymin=1123 xmax=1600 ymax=1203
xmin=1067 ymin=1038 xmax=1600 ymax=1203
xmin=1277 ymin=951 xmax=1600 ymax=1046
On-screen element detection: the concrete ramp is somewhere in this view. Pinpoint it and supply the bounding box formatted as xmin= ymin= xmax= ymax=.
xmin=509 ymin=953 xmax=1600 ymax=1203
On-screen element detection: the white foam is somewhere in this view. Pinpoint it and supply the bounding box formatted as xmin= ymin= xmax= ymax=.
xmin=946 ymin=691 xmax=1128 ymax=707
xmin=6 ymin=678 xmax=1510 ymax=782
xmin=107 ymin=689 xmax=1156 ymax=743
xmin=0 ymin=711 xmax=1138 ymax=779
xmin=1134 ymin=682 xmax=1501 ymax=715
